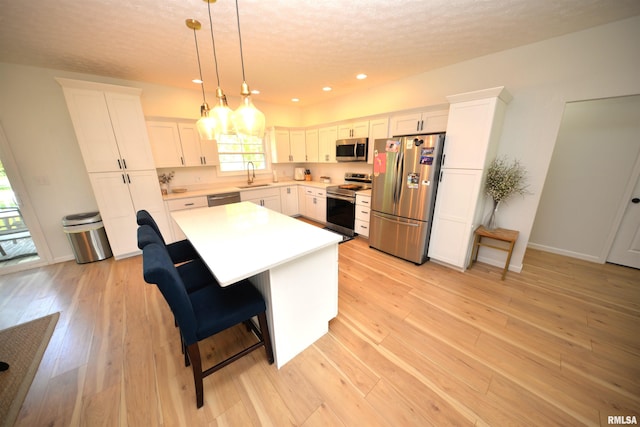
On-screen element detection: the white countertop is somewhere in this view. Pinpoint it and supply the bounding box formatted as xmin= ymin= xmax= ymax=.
xmin=163 ymin=180 xmax=332 ymax=201
xmin=171 ymin=202 xmax=342 ymax=286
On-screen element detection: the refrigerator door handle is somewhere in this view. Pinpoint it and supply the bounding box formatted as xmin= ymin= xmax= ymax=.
xmin=372 ymin=212 xmax=420 ymax=227
xmin=394 ymin=150 xmax=404 ymax=204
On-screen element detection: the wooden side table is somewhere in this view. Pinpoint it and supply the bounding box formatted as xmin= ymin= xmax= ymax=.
xmin=469 ymin=225 xmax=519 ymax=280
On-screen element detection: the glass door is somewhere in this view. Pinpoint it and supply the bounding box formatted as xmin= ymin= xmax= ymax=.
xmin=0 ymin=160 xmax=40 ymax=268
xmin=0 ymin=125 xmax=48 ymax=273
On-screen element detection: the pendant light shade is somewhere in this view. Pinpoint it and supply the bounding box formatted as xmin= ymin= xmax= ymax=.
xmin=204 ymin=0 xmax=235 ymax=138
xmin=196 ymin=103 xmax=218 ymax=140
xmin=233 ymin=82 xmax=265 ymax=138
xmin=186 ymin=18 xmax=217 ymax=141
xmin=232 ymin=0 xmax=265 ymax=139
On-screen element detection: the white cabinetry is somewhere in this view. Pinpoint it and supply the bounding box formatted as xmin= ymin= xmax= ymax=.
xmin=428 ymin=87 xmax=511 ymax=269
xmin=389 ymin=109 xmax=449 ymax=136
xmin=354 ymin=193 xmax=371 ymax=237
xmin=58 ymin=82 xmax=156 ymax=173
xmin=147 ymin=121 xmax=219 ymax=167
xmin=318 ymin=125 xmax=338 ymax=163
xmin=367 ymin=117 xmax=390 ymax=164
xmin=89 ymin=170 xmax=168 ymax=258
xmin=270 ymin=127 xmax=306 ymax=163
xmin=338 ymin=120 xmax=369 ymax=139
xmin=300 ymin=186 xmax=326 ymax=223
xmin=241 ymin=187 xmax=282 ymax=212
xmin=305 ymin=128 xmax=319 ymax=162
xmin=58 ymin=78 xmax=170 ymax=259
xmin=280 ymin=186 xmax=299 ymax=216
xmin=165 ymin=196 xmax=208 ymax=241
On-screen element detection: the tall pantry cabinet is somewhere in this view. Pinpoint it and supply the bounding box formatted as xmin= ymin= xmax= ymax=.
xmin=428 ymin=86 xmax=512 ymax=269
xmin=57 ymin=78 xmax=169 ymax=259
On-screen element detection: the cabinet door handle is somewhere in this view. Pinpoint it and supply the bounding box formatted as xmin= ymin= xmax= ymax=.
xmin=420 ymin=120 xmax=424 ymax=131
xmin=117 ymin=159 xmax=122 ymax=170
xmin=121 ymin=174 xmax=126 ymax=184
xmin=439 ymin=171 xmax=443 ymax=182
xmin=181 ymin=156 xmax=184 ymax=165
xmin=127 ymin=174 xmax=131 ymax=184
xmin=185 ymin=203 xmax=195 ymax=207
xmin=441 ymin=153 xmax=446 ymax=167
xmin=122 ymin=159 xmax=127 ymax=169
xmin=416 ymin=122 xmax=420 ymax=132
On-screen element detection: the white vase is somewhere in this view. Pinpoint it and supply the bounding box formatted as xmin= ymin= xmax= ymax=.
xmin=160 ymin=183 xmax=169 ymax=195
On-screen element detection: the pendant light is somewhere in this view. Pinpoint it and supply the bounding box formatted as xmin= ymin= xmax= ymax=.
xmin=232 ymin=0 xmax=266 ymax=139
xmin=204 ymin=0 xmax=235 ymax=138
xmin=186 ymin=19 xmax=217 ymax=140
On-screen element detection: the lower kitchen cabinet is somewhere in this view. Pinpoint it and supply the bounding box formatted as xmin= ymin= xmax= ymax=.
xmin=89 ymin=170 xmax=170 ymax=258
xmin=241 ymin=187 xmax=282 ymax=212
xmin=428 ymin=168 xmax=483 ymax=268
xmin=280 ymin=185 xmax=299 ymax=216
xmin=300 ymin=186 xmax=326 ymax=223
xmin=165 ymin=195 xmax=208 ymax=241
xmin=354 ymin=193 xmax=371 ymax=237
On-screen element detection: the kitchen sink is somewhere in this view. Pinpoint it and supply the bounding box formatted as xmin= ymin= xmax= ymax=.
xmin=237 ymin=183 xmax=271 ymax=189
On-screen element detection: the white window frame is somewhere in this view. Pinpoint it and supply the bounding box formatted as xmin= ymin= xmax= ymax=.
xmin=215 ymin=134 xmax=272 ymax=177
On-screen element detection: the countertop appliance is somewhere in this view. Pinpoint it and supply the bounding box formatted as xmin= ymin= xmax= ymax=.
xmin=336 ymin=138 xmax=368 ymax=162
xmin=326 ymin=173 xmax=372 ymax=237
xmin=369 ymin=133 xmax=445 ymax=264
xmin=207 ymin=191 xmax=241 ymax=207
xmin=294 ymin=167 xmax=306 ymax=181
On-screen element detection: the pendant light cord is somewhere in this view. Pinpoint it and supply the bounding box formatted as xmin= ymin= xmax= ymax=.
xmin=192 ymin=26 xmax=207 ymax=104
xmin=235 ymin=0 xmax=246 ymax=82
xmin=207 ymin=1 xmax=222 ymax=88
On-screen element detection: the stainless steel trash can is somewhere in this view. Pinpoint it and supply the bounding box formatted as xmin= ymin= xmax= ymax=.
xmin=62 ymin=212 xmax=113 ymax=264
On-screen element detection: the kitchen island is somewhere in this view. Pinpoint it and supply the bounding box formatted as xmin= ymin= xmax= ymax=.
xmin=171 ymin=202 xmax=342 ymax=368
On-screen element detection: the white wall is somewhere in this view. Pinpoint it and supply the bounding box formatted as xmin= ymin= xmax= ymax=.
xmin=0 ymin=16 xmax=639 ymax=268
xmin=303 ymin=16 xmax=640 ymax=271
xmin=529 ymin=95 xmax=640 ymax=262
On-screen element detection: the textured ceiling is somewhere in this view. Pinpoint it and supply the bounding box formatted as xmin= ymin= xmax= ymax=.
xmin=1 ymin=0 xmax=639 ymax=106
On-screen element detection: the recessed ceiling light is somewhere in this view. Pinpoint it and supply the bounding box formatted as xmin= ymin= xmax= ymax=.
xmin=356 ymin=73 xmax=367 ymax=80
xmin=291 ymin=98 xmax=300 ymax=102
xmin=322 ymin=86 xmax=332 ymax=92
xmin=192 ymin=79 xmax=203 ymax=84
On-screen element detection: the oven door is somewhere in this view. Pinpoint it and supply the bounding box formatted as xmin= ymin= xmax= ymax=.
xmin=326 ymin=194 xmax=356 ymax=236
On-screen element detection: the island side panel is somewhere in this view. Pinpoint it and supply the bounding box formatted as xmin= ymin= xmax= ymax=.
xmin=250 ymin=243 xmax=339 ymax=368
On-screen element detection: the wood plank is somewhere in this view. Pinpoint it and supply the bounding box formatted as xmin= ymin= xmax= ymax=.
xmin=1 ymin=236 xmax=638 ymax=427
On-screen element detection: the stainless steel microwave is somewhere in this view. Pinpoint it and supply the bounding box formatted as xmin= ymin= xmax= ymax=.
xmin=336 ymin=138 xmax=368 ymax=162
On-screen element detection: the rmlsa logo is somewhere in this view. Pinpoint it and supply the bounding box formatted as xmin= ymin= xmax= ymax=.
xmin=608 ymin=415 xmax=638 ymax=425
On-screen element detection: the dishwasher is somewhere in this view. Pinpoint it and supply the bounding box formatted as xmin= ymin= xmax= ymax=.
xmin=207 ymin=191 xmax=241 ymax=207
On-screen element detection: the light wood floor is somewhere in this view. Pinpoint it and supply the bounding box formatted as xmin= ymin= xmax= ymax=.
xmin=1 ymin=236 xmax=639 ymax=426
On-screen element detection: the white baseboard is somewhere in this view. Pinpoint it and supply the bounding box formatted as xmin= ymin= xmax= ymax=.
xmin=526 ymin=242 xmax=602 ymax=263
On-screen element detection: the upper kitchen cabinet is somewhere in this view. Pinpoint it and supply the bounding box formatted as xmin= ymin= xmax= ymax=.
xmin=177 ymin=122 xmax=218 ymax=166
xmin=441 ymin=88 xmax=511 ymax=170
xmin=305 ymin=128 xmax=319 ymax=162
xmin=146 ymin=121 xmax=183 ymax=167
xmin=318 ymin=125 xmax=338 ymax=163
xmin=389 ymin=109 xmax=449 ymax=137
xmin=147 ymin=121 xmax=219 ymax=168
xmin=57 ymin=78 xmax=156 ymax=173
xmin=367 ymin=117 xmax=390 ymax=164
xmin=338 ymin=120 xmax=369 ymax=139
xmin=269 ymin=127 xmax=306 ymax=163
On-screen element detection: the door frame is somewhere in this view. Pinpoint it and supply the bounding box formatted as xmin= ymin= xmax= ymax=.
xmin=0 ymin=123 xmax=51 ymax=274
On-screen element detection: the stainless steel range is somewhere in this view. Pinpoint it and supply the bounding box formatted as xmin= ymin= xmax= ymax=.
xmin=326 ymin=173 xmax=372 ymax=237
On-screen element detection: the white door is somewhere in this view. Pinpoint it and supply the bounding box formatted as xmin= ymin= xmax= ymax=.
xmin=607 ymin=174 xmax=640 ymax=269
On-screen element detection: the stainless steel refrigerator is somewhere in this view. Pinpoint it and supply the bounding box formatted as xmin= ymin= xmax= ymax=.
xmin=369 ymin=133 xmax=445 ymax=264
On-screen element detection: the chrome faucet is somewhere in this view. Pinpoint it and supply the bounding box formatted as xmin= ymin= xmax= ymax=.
xmin=246 ymin=161 xmax=256 ymax=184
